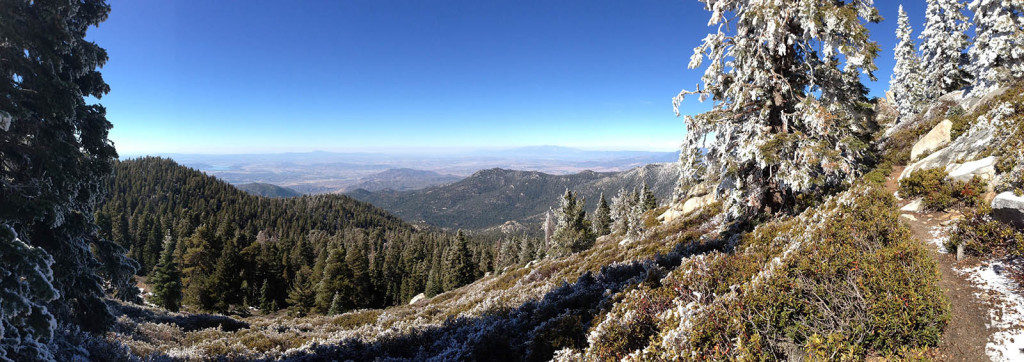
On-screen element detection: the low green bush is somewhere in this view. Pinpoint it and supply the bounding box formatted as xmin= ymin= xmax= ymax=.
xmin=899 ymin=168 xmax=948 ymax=198
xmin=947 ymin=206 xmax=1024 ymax=257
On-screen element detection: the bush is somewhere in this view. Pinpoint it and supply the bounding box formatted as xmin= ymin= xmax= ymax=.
xmin=899 ymin=168 xmax=948 ymax=198
xmin=947 ymin=206 xmax=1024 ymax=257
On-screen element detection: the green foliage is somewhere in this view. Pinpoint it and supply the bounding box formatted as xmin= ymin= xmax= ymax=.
xmin=148 ymin=234 xmax=183 ymax=312
xmin=442 ymin=231 xmax=475 ymax=292
xmin=98 ymin=157 xmax=491 ymax=314
xmin=899 ymin=168 xmax=949 ymax=198
xmin=550 ymin=190 xmax=596 ymax=256
xmin=947 ymin=206 xmax=1024 ymax=257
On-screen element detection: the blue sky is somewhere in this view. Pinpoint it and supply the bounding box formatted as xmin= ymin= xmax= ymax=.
xmin=88 ymin=0 xmax=929 ymax=155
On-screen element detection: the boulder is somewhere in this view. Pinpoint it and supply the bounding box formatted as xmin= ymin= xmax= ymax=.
xmin=992 ymin=192 xmax=1024 ymax=229
xmin=660 ymin=193 xmax=717 ymax=222
xmin=409 ymin=293 xmax=427 ymax=305
xmin=910 ymin=119 xmax=952 ymax=161
xmin=945 ymin=156 xmax=997 ymax=185
xmin=900 ymin=117 xmax=998 ymax=180
xmin=900 ymin=199 xmax=924 ymax=213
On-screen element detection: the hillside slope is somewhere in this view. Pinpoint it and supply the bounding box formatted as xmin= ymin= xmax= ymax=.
xmin=348 ymin=163 xmax=680 ymax=230
xmin=236 ymin=182 xmax=302 ymax=198
xmin=341 ymin=168 xmax=462 ymax=192
xmin=96 ymin=157 xmax=487 ymax=315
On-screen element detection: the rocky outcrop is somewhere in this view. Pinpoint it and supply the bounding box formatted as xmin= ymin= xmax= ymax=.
xmin=946 ymin=156 xmax=997 ymax=186
xmin=992 ymin=192 xmax=1024 ymax=229
xmin=900 ymin=116 xmax=998 ymax=180
xmin=910 ymin=119 xmax=952 ymax=161
xmin=660 ymin=182 xmax=718 ymax=222
xmin=900 ymin=199 xmax=924 ymax=213
xmin=409 ymin=293 xmax=427 ymax=305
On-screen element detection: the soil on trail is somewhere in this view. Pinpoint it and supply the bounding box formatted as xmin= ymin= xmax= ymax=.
xmin=888 ymin=166 xmax=991 ymax=361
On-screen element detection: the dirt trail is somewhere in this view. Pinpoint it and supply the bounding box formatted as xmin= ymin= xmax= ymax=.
xmin=888 ymin=166 xmax=992 ymax=361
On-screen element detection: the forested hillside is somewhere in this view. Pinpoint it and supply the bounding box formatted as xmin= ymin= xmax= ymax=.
xmin=348 ymin=163 xmax=679 ymax=230
xmin=235 ymin=182 xmax=302 ymax=198
xmin=95 ymin=157 xmax=495 ymax=314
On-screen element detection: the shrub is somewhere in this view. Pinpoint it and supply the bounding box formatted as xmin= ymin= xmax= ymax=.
xmin=899 ymin=168 xmax=948 ymax=198
xmin=947 ymin=206 xmax=1024 ymax=257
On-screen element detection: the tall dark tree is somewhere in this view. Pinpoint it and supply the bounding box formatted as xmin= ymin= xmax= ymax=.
xmin=442 ymin=230 xmax=474 ymax=291
xmin=640 ymin=183 xmax=657 ymax=212
xmin=149 ymin=233 xmax=183 ymax=312
xmin=315 ymin=248 xmax=352 ymax=313
xmin=1 ymin=0 xmax=136 ymax=358
xmin=182 ymin=225 xmax=218 ymax=311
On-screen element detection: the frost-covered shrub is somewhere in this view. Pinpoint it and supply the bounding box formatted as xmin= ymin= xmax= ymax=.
xmin=948 ymin=206 xmax=1024 ymax=257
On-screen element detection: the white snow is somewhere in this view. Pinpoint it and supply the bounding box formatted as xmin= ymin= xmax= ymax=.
xmin=957 ymin=260 xmax=1024 ymax=361
xmin=928 ymin=225 xmax=949 ymax=253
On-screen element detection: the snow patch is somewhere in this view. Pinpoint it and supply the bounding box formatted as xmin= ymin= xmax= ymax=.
xmin=958 ymin=260 xmax=1024 ymax=361
xmin=928 ymin=225 xmax=949 ymax=253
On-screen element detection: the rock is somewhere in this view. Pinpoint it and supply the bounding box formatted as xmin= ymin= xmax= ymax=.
xmin=901 ymin=199 xmax=924 ymax=213
xmin=910 ymin=119 xmax=952 ymax=161
xmin=992 ymin=192 xmax=1024 ymax=229
xmin=900 ymin=117 xmax=999 ymax=180
xmin=657 ymin=208 xmax=684 ymax=223
xmin=900 ymin=214 xmax=918 ymax=221
xmin=409 ymin=293 xmax=427 ymax=305
xmin=661 ymin=190 xmax=718 ymax=222
xmin=945 ymin=156 xmax=997 ymax=185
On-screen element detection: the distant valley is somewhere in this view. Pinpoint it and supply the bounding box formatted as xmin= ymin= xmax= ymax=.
xmin=140 ymin=146 xmax=678 ymax=194
xmin=347 ymin=163 xmax=680 ymax=231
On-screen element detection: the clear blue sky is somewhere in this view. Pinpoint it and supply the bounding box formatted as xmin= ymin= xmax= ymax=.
xmin=87 ymin=0 xmax=929 ymax=155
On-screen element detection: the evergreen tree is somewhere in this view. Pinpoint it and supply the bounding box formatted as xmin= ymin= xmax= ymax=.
xmin=891 ymin=5 xmax=928 ymax=119
xmin=675 ymin=0 xmax=881 ymax=218
xmin=182 ymin=225 xmax=219 ymax=311
xmin=424 ymin=247 xmax=444 ymax=297
xmin=344 ymin=236 xmax=372 ymax=308
xmin=640 ymin=183 xmax=657 ymax=212
xmin=442 ymin=230 xmax=474 ymax=291
xmin=968 ymin=0 xmax=1024 ymax=88
xmin=550 ymin=190 xmax=595 ymax=256
xmin=286 ymin=266 xmax=316 ymax=316
xmin=518 ymin=235 xmax=538 ymax=265
xmin=328 ymin=292 xmax=345 ymax=316
xmin=591 ymin=193 xmax=613 ymax=236
xmin=148 ymin=233 xmax=183 ymax=312
xmin=315 ymin=248 xmax=352 ymax=313
xmin=211 ymin=233 xmax=245 ymax=312
xmin=610 ymin=188 xmax=637 ymax=235
xmin=1 ymin=1 xmax=136 ymax=354
xmin=258 ymin=279 xmax=277 ymax=313
xmin=919 ymin=0 xmax=971 ymax=96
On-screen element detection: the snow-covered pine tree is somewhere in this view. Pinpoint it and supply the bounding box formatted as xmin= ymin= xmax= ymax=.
xmin=674 ymin=0 xmax=881 ymax=218
xmin=610 ymin=188 xmax=636 ymax=235
xmin=550 ymin=190 xmax=595 ymax=256
xmin=1 ymin=0 xmax=137 ymax=356
xmin=968 ymin=0 xmax=1024 ymax=88
xmin=919 ymin=0 xmax=972 ymax=97
xmin=591 ymin=193 xmax=613 ymax=236
xmin=640 ymin=183 xmax=658 ymax=211
xmin=0 ymin=225 xmax=59 ymax=361
xmin=891 ymin=5 xmax=928 ymax=118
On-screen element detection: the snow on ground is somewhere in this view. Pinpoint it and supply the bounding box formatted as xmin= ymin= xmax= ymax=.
xmin=929 ymin=225 xmax=949 ymax=253
xmin=957 ymin=260 xmax=1024 ymax=361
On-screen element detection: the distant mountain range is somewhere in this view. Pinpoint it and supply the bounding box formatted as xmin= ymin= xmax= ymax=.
xmin=236 ymin=182 xmax=302 ymax=198
xmin=341 ymin=168 xmax=461 ymax=192
xmin=134 ymin=146 xmax=679 ymax=194
xmin=347 ymin=163 xmax=680 ymax=231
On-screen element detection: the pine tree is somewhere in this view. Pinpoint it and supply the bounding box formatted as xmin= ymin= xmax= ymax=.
xmin=640 ymin=183 xmax=657 ymax=212
xmin=182 ymin=225 xmax=219 ymax=311
xmin=442 ymin=230 xmax=474 ymax=291
xmin=148 ymin=233 xmax=183 ymax=312
xmin=1 ymin=1 xmax=135 ymax=350
xmin=591 ymin=193 xmax=613 ymax=237
xmin=424 ymin=247 xmax=444 ymax=297
xmin=919 ymin=0 xmax=971 ymax=97
xmin=258 ymin=279 xmax=277 ymax=313
xmin=0 ymin=226 xmax=59 ymax=361
xmin=328 ymin=292 xmax=345 ymax=316
xmin=891 ymin=5 xmax=928 ymax=118
xmin=286 ymin=266 xmax=316 ymax=316
xmin=675 ymin=0 xmax=881 ymax=218
xmin=968 ymin=0 xmax=1024 ymax=88
xmin=315 ymin=248 xmax=352 ymax=313
xmin=610 ymin=188 xmax=636 ymax=235
xmin=550 ymin=190 xmax=595 ymax=256
xmin=344 ymin=237 xmax=372 ymax=308
xmin=211 ymin=233 xmax=245 ymax=312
